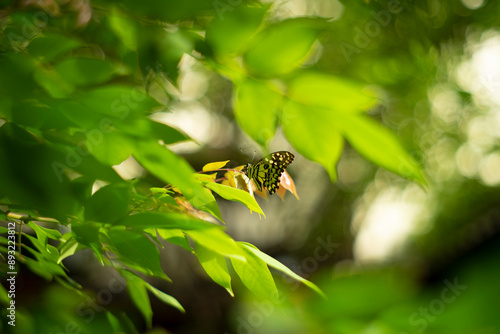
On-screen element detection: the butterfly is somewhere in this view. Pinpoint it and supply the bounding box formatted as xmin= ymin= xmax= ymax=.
xmin=244 ymin=151 xmax=295 ymax=194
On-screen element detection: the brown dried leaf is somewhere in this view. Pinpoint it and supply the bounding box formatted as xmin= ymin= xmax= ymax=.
xmin=279 ymin=170 xmax=299 ymax=200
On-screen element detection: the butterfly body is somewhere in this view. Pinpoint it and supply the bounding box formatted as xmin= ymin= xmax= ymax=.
xmin=245 ymin=151 xmax=294 ymax=194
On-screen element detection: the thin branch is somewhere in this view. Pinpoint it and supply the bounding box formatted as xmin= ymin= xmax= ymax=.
xmin=196 ymin=168 xmax=244 ymax=174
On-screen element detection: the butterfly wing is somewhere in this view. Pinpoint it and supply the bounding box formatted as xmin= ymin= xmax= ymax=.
xmin=248 ymin=151 xmax=294 ymax=194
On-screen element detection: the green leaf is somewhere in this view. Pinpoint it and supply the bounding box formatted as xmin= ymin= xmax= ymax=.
xmin=71 ymin=176 xmax=95 ymax=204
xmin=156 ymin=228 xmax=192 ymax=252
xmin=0 ymin=236 xmax=8 ymax=246
xmin=48 ymin=139 xmax=124 ymax=186
xmin=23 ymin=234 xmax=47 ymax=256
xmin=22 ymin=242 xmax=66 ymax=276
xmin=0 ymin=123 xmax=82 ymax=220
xmin=244 ymin=18 xmax=322 ymax=77
xmin=86 ymin=130 xmax=134 ymax=166
xmin=0 ymin=54 xmax=37 ymax=100
xmin=189 ymin=187 xmax=224 ymax=222
xmin=23 ymin=256 xmax=54 ymax=280
xmin=46 ymin=244 xmax=62 ymax=264
xmin=144 ymin=282 xmax=185 ymax=313
xmin=33 ymin=66 xmax=74 ymax=98
xmin=150 ymin=121 xmax=191 ymax=144
xmin=25 ymin=225 xmax=64 ymax=266
xmin=241 ymin=242 xmax=326 ymax=298
xmin=203 ymin=182 xmax=265 ymax=217
xmin=55 ymin=58 xmax=116 ymax=86
xmin=133 ymin=140 xmax=195 ymax=194
xmin=27 ymin=33 xmax=82 ymax=61
xmin=24 ymin=237 xmax=59 ymax=266
xmin=85 ymin=184 xmax=131 ymax=224
xmin=105 ymin=311 xmax=125 ymax=334
xmin=137 ymin=27 xmax=194 ymax=84
xmin=195 ymin=242 xmax=234 ymax=296
xmin=120 ymin=212 xmax=219 ymax=230
xmin=27 ymin=222 xmax=62 ymax=241
xmin=282 ymin=70 xmax=424 ymax=183
xmin=231 ymin=245 xmax=278 ymax=299
xmin=108 ymin=229 xmax=169 ymax=280
xmin=332 ymin=112 xmax=426 ymax=185
xmin=58 ymin=100 xmax=102 ymax=129
xmin=186 ymin=228 xmax=245 ymax=261
xmin=287 ymin=71 xmax=377 ymax=114
xmin=27 ymin=221 xmax=48 ymax=249
xmin=71 ymin=223 xmax=101 ymax=251
xmin=53 ymin=275 xmax=83 ymax=291
xmin=0 ymin=283 xmax=9 ymax=305
xmin=233 ymin=79 xmax=281 ymax=146
xmin=282 ymin=101 xmax=344 ymax=181
xmin=158 ymin=196 xmax=179 ymax=210
xmin=206 ymin=4 xmax=268 ymax=55
xmin=202 ymin=160 xmax=230 ymax=171
xmin=57 ymin=236 xmax=79 ymax=264
xmin=111 ymin=312 xmax=137 ymax=334
xmin=150 ymin=187 xmax=169 ymax=194
xmin=108 ymin=7 xmax=138 ymax=51
xmin=133 ymin=140 xmax=222 ymax=220
xmin=121 ymin=270 xmax=152 ymax=328
xmin=0 ymin=122 xmax=88 ymax=222
xmin=78 ymin=85 xmax=159 ymax=117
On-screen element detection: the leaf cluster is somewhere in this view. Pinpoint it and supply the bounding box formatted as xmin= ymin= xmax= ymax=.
xmin=0 ymin=0 xmax=425 ymax=331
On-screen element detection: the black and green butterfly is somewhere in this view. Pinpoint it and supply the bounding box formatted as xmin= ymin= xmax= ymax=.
xmin=244 ymin=151 xmax=295 ymax=194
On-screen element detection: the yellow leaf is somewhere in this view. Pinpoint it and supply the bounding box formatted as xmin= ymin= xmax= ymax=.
xmin=195 ymin=173 xmax=217 ymax=182
xmin=202 ymin=160 xmax=230 ymax=171
xmin=224 ymin=171 xmax=237 ymax=188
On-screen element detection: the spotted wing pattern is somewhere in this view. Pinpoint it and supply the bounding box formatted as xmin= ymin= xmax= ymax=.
xmin=246 ymin=151 xmax=294 ymax=194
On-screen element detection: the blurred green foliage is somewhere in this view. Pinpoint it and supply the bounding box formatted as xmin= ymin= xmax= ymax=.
xmin=1 ymin=0 xmax=500 ymax=333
